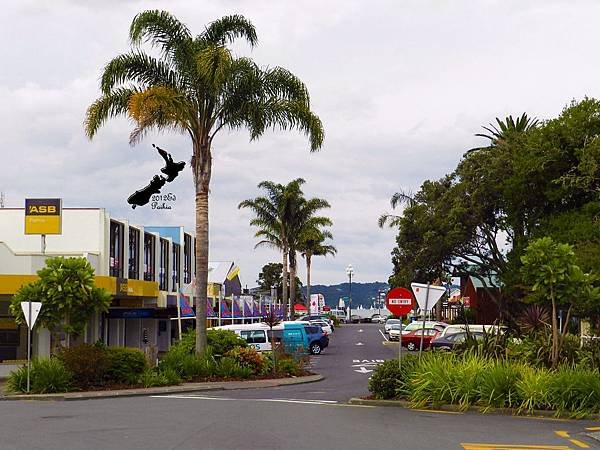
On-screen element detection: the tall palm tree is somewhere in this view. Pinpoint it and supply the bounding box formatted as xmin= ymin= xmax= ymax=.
xmin=287 ymin=197 xmax=332 ymax=312
xmin=474 ymin=113 xmax=538 ymax=146
xmin=84 ymin=11 xmax=323 ymax=354
xmin=238 ymin=179 xmax=305 ymax=318
xmin=299 ymin=228 xmax=336 ymax=300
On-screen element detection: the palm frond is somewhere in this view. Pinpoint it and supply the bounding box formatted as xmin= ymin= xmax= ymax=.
xmin=130 ymin=10 xmax=192 ymax=56
xmin=201 ymin=15 xmax=257 ymax=47
xmin=84 ymin=86 xmax=139 ymax=139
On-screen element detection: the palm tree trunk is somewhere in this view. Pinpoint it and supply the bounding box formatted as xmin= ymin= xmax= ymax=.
xmin=282 ymin=247 xmax=289 ymax=318
xmin=289 ymin=250 xmax=297 ymax=317
xmin=306 ymin=254 xmax=312 ymax=302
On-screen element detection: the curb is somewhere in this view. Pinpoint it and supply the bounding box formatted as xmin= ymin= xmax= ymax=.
xmin=2 ymin=374 xmax=324 ymax=402
xmin=347 ymin=398 xmax=600 ymax=420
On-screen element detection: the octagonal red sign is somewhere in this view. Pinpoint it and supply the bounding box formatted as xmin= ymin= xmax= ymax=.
xmin=386 ymin=287 xmax=414 ymax=316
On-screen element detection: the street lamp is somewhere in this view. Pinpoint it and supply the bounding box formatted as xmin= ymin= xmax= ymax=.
xmin=346 ymin=264 xmax=354 ymax=323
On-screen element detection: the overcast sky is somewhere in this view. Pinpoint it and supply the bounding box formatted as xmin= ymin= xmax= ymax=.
xmin=2 ymin=0 xmax=600 ymax=286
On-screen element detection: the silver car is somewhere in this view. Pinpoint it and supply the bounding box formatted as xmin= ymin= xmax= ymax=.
xmin=384 ymin=318 xmax=401 ymax=334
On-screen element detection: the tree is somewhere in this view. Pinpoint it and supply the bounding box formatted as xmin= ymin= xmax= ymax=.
xmin=239 ymin=179 xmax=305 ymax=317
xmin=521 ymin=237 xmax=600 ymax=368
xmin=299 ymin=228 xmax=336 ymax=300
xmin=9 ymin=257 xmax=111 ymax=354
xmin=256 ymin=262 xmax=303 ymax=303
xmin=84 ymin=11 xmax=323 ymax=354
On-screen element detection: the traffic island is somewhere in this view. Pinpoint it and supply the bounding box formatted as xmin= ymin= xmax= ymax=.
xmin=2 ymin=374 xmax=324 ymax=401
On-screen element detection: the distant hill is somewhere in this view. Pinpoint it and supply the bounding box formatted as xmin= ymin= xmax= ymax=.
xmin=303 ymin=282 xmax=389 ymax=308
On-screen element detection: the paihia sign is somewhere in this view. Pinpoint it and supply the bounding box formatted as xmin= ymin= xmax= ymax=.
xmin=24 ymin=198 xmax=62 ymax=235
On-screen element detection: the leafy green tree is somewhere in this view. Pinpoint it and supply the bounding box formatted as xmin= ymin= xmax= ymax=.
xmin=299 ymin=228 xmax=336 ymax=300
xmin=520 ymin=237 xmax=600 ymax=368
xmin=10 ymin=257 xmax=111 ymax=353
xmin=84 ymin=11 xmax=324 ymax=354
xmin=256 ymin=263 xmax=303 ymax=304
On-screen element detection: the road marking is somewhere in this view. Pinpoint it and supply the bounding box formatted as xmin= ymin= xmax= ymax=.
xmin=151 ymin=395 xmax=339 ymax=406
xmin=554 ymin=431 xmax=590 ymax=449
xmin=585 ymin=426 xmax=600 ymax=431
xmin=358 ymin=329 xmax=363 ymax=333
xmin=414 ymin=408 xmax=463 ymax=415
xmin=554 ymin=431 xmax=570 ymax=439
xmin=354 ymin=367 xmax=373 ymax=374
xmin=355 ymin=342 xmax=364 ymax=346
xmin=462 ymin=443 xmax=572 ymax=450
xmin=379 ymin=329 xmax=388 ymax=341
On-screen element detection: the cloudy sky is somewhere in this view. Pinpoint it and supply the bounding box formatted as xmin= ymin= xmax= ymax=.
xmin=2 ymin=0 xmax=600 ymax=286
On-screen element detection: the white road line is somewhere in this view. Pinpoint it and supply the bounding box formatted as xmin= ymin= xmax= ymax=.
xmin=379 ymin=329 xmax=388 ymax=341
xmin=151 ymin=395 xmax=339 ymax=406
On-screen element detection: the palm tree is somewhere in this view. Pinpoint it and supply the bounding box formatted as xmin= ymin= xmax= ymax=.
xmin=378 ymin=190 xmax=416 ymax=228
xmin=84 ymin=11 xmax=323 ymax=354
xmin=287 ymin=197 xmax=332 ymax=312
xmin=299 ymin=228 xmax=336 ymax=300
xmin=475 ymin=113 xmax=538 ymax=145
xmin=239 ymin=179 xmax=305 ymax=318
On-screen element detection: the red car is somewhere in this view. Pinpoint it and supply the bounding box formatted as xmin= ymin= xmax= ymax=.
xmin=401 ymin=328 xmax=440 ymax=351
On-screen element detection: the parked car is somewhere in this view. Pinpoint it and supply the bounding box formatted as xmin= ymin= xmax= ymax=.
xmin=350 ymin=315 xmax=360 ymax=323
xmin=297 ymin=315 xmax=334 ymax=330
xmin=384 ymin=318 xmax=401 ymax=333
xmin=306 ymin=319 xmax=333 ymax=335
xmin=371 ymin=314 xmax=388 ymax=324
xmin=390 ymin=328 xmax=440 ymax=350
xmin=402 ymin=320 xmax=447 ymax=335
xmin=430 ymin=331 xmax=484 ymax=351
xmin=302 ymin=324 xmax=329 ymax=354
xmin=438 ymin=324 xmax=505 ymax=338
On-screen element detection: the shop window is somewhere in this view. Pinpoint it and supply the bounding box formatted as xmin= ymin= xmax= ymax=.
xmin=183 ymin=234 xmax=192 ymax=284
xmin=172 ymin=243 xmax=181 ymax=291
xmin=143 ymin=233 xmax=155 ymax=281
xmin=109 ymin=220 xmax=125 ymax=278
xmin=128 ymin=227 xmax=140 ymax=279
xmin=159 ymin=238 xmax=169 ymax=291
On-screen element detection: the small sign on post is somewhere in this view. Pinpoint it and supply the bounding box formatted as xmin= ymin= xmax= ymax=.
xmin=20 ymin=301 xmax=42 ymax=393
xmin=386 ymin=287 xmax=415 ymax=369
xmin=411 ymin=283 xmax=446 ymax=356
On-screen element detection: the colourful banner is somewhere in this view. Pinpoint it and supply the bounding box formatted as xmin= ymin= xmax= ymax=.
xmin=179 ymin=290 xmax=194 ymax=318
xmin=220 ymin=300 xmax=231 ymax=318
xmin=260 ymin=302 xmax=268 ymax=317
xmin=243 ymin=300 xmax=252 ymax=317
xmin=276 ymin=304 xmax=284 ymax=318
xmin=232 ymin=299 xmax=242 ymax=318
xmin=252 ymin=301 xmax=260 ymax=317
xmin=207 ymin=299 xmax=216 ymax=317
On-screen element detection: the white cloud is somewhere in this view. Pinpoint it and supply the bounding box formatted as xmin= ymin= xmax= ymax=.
xmin=2 ymin=0 xmax=600 ymax=286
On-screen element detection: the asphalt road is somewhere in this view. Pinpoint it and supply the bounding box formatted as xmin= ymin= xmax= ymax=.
xmin=1 ymin=324 xmax=599 ymax=450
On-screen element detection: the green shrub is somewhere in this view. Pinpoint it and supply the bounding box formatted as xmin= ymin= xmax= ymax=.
xmin=478 ymin=360 xmax=522 ymax=409
xmin=139 ymin=369 xmax=170 ymax=388
xmin=207 ymin=329 xmax=247 ymax=356
xmin=547 ymin=367 xmax=600 ymax=417
xmin=7 ymin=358 xmax=73 ymax=394
xmin=275 ymin=356 xmax=302 ymax=376
xmin=226 ymin=347 xmax=265 ymax=375
xmin=368 ymin=357 xmax=418 ymax=400
xmin=410 ymin=352 xmax=459 ymax=408
xmin=56 ymin=344 xmax=109 ymax=388
xmin=327 ymin=314 xmax=340 ymax=327
xmin=105 ymin=347 xmax=148 ymax=384
xmin=216 ymin=356 xmax=252 ymax=378
xmin=516 ymin=365 xmax=552 ymax=412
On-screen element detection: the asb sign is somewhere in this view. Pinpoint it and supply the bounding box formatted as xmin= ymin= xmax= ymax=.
xmin=386 ymin=287 xmax=414 ymax=316
xmin=24 ymin=198 xmax=62 ymax=235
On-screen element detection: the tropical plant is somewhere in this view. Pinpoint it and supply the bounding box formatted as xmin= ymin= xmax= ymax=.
xmin=7 ymin=358 xmax=73 ymax=394
xmin=85 ymin=10 xmax=323 ymax=354
xmin=299 ymin=227 xmax=336 ymax=300
xmin=10 ymin=257 xmax=111 ymax=353
xmin=475 ymin=113 xmax=539 ymax=145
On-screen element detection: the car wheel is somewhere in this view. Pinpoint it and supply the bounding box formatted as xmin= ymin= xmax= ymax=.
xmin=310 ymin=342 xmax=322 ymax=355
xmin=407 ymin=342 xmax=416 ymax=351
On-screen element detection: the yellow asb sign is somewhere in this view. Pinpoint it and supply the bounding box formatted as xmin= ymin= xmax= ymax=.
xmin=24 ymin=198 xmax=62 ymax=235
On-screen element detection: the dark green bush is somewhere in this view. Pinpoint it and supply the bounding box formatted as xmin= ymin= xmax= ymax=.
xmin=7 ymin=358 xmax=73 ymax=394
xmin=215 ymin=356 xmax=252 ymax=378
xmin=275 ymin=355 xmax=302 ymax=377
xmin=207 ymin=329 xmax=247 ymax=356
xmin=105 ymin=346 xmax=148 ymax=384
xmin=56 ymin=344 xmax=109 ymax=388
xmin=368 ymin=358 xmax=419 ymax=400
xmin=547 ymin=367 xmax=600 ymax=417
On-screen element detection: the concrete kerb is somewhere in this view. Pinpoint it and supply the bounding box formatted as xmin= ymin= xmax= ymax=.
xmin=2 ymin=374 xmax=324 ymax=402
xmin=347 ymin=397 xmax=600 ymax=420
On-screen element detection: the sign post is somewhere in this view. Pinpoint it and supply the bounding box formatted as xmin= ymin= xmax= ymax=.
xmin=386 ymin=287 xmax=415 ymax=369
xmin=24 ymin=198 xmax=62 ymax=255
xmin=20 ymin=301 xmax=42 ymax=393
xmin=411 ymin=283 xmax=446 ymax=358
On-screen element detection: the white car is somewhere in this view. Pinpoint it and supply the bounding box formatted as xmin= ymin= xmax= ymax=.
xmin=371 ymin=314 xmax=388 ymax=324
xmin=384 ymin=319 xmax=401 ymax=333
xmin=401 ymin=321 xmax=447 ymax=335
xmin=308 ymin=319 xmax=333 ymax=335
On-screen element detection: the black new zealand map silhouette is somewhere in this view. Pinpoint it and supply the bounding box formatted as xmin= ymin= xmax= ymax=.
xmin=127 ymin=145 xmax=185 ymax=209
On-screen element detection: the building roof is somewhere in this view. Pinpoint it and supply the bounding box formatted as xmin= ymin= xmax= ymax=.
xmin=208 ymin=261 xmax=234 ymax=284
xmin=469 ymin=275 xmax=501 ymax=289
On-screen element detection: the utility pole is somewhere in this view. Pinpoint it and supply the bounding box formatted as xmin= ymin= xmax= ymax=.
xmin=0 ymin=192 xmax=5 ymax=208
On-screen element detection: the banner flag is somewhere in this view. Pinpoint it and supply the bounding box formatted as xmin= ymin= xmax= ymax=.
xmin=260 ymin=302 xmax=268 ymax=316
xmin=232 ymin=299 xmax=242 ymax=318
xmin=179 ymin=290 xmax=194 ymax=318
xmin=207 ymin=299 xmax=216 ymax=317
xmin=220 ymin=300 xmax=232 ymax=318
xmin=243 ymin=300 xmax=253 ymax=317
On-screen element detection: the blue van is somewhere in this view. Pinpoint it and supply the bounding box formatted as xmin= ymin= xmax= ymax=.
xmin=282 ymin=322 xmax=328 ymax=355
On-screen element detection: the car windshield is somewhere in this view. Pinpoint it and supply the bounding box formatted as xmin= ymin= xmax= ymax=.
xmin=390 ymin=324 xmax=402 ymax=330
xmin=386 ymin=319 xmax=400 ymax=325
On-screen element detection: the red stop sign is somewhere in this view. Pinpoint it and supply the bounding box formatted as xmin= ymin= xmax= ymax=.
xmin=386 ymin=287 xmax=414 ymax=316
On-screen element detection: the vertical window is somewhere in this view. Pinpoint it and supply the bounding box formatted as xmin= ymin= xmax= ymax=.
xmin=159 ymin=238 xmax=169 ymax=291
xmin=143 ymin=233 xmax=155 ymax=281
xmin=128 ymin=227 xmax=140 ymax=279
xmin=183 ymin=234 xmax=192 ymax=284
xmin=109 ymin=220 xmax=124 ymax=278
xmin=172 ymin=243 xmax=181 ymax=290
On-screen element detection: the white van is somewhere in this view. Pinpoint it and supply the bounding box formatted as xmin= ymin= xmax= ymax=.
xmin=438 ymin=324 xmax=504 ymax=338
xmin=212 ymin=323 xmax=281 ymax=352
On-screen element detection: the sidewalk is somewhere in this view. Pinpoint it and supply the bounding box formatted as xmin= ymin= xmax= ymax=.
xmin=1 ymin=374 xmax=323 ymax=401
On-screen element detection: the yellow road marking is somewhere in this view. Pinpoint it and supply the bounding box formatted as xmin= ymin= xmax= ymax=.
xmin=569 ymin=438 xmax=590 ymax=448
xmin=585 ymin=426 xmax=600 ymax=431
xmin=554 ymin=431 xmax=570 ymax=439
xmin=413 ymin=408 xmax=463 ymax=415
xmin=461 ymin=444 xmax=571 ymax=449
